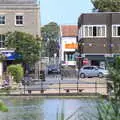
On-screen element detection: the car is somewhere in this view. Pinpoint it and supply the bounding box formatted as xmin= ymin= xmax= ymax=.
xmin=79 ymin=65 xmax=109 ymax=78
xmin=47 ymin=64 xmax=60 ymax=74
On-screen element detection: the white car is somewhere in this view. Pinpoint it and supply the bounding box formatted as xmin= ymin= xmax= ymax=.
xmin=79 ymin=66 xmax=109 ymax=78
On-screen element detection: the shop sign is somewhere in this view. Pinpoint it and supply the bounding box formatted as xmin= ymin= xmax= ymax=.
xmin=65 ymin=43 xmax=78 ymax=49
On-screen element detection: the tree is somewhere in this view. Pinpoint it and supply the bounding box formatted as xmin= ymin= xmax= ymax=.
xmin=5 ymin=31 xmax=41 ymax=65
xmin=91 ymin=0 xmax=120 ymax=12
xmin=41 ymin=22 xmax=60 ymax=57
xmin=41 ymin=22 xmax=60 ymax=41
xmin=107 ymin=56 xmax=120 ymax=101
xmin=46 ymin=40 xmax=59 ymax=57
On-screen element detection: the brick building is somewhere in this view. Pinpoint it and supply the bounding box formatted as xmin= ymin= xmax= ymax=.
xmin=78 ymin=12 xmax=120 ymax=68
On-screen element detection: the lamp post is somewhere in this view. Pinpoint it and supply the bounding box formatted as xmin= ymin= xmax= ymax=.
xmin=75 ymin=51 xmax=81 ymax=93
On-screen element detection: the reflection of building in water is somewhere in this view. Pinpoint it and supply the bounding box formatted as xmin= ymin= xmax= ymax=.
xmin=60 ymin=25 xmax=77 ymax=66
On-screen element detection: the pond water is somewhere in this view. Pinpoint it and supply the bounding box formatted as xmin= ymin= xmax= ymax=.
xmin=0 ymin=97 xmax=99 ymax=120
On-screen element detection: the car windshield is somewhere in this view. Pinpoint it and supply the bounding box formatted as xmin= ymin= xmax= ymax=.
xmin=48 ymin=65 xmax=59 ymax=68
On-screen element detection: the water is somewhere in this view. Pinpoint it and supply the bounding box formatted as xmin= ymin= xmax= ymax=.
xmin=0 ymin=97 xmax=99 ymax=120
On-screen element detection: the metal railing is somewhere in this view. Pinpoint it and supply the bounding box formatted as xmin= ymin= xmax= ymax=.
xmin=22 ymin=76 xmax=107 ymax=96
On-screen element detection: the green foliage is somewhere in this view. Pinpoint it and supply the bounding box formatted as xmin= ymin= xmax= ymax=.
xmin=7 ymin=64 xmax=24 ymax=83
xmin=91 ymin=0 xmax=120 ymax=12
xmin=107 ymin=56 xmax=120 ymax=101
xmin=97 ymin=57 xmax=120 ymax=120
xmin=0 ymin=53 xmax=6 ymax=61
xmin=41 ymin=22 xmax=60 ymax=57
xmin=97 ymin=101 xmax=120 ymax=120
xmin=46 ymin=40 xmax=59 ymax=57
xmin=0 ymin=100 xmax=8 ymax=112
xmin=5 ymin=31 xmax=41 ymax=65
xmin=41 ymin=22 xmax=60 ymax=41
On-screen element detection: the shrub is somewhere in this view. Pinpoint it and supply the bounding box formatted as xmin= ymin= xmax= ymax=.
xmin=7 ymin=64 xmax=24 ymax=83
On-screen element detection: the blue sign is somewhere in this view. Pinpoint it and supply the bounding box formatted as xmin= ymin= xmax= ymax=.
xmin=2 ymin=52 xmax=22 ymax=60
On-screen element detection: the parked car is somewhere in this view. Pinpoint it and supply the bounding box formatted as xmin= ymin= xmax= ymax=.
xmin=47 ymin=64 xmax=60 ymax=74
xmin=79 ymin=65 xmax=109 ymax=78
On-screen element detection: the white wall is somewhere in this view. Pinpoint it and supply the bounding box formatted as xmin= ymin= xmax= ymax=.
xmin=60 ymin=37 xmax=77 ymax=66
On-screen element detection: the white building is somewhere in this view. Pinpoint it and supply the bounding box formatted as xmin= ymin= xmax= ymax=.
xmin=60 ymin=25 xmax=77 ymax=66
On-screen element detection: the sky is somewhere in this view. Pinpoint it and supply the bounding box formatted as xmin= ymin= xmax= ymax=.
xmin=39 ymin=0 xmax=94 ymax=25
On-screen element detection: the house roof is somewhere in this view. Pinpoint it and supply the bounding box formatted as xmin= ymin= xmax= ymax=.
xmin=61 ymin=25 xmax=77 ymax=37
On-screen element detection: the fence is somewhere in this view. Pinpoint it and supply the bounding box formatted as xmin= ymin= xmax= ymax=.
xmin=23 ymin=76 xmax=108 ymax=96
xmin=0 ymin=66 xmax=112 ymax=96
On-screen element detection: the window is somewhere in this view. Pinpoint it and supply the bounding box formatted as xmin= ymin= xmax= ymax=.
xmin=93 ymin=26 xmax=96 ymax=36
xmin=67 ymin=53 xmax=75 ymax=61
xmin=118 ymin=27 xmax=120 ymax=36
xmin=83 ymin=25 xmax=106 ymax=37
xmin=112 ymin=25 xmax=120 ymax=37
xmin=0 ymin=35 xmax=5 ymax=48
xmin=0 ymin=16 xmax=5 ymax=24
xmin=15 ymin=15 xmax=23 ymax=25
xmin=85 ymin=26 xmax=89 ymax=36
xmin=83 ymin=67 xmax=91 ymax=70
xmin=64 ymin=52 xmax=75 ymax=61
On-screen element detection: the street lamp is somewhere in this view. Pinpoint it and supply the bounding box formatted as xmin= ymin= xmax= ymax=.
xmin=75 ymin=51 xmax=80 ymax=93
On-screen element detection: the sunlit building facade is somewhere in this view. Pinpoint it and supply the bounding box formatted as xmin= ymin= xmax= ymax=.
xmin=60 ymin=25 xmax=77 ymax=66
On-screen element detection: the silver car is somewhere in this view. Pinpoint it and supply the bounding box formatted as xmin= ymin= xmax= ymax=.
xmin=79 ymin=66 xmax=109 ymax=78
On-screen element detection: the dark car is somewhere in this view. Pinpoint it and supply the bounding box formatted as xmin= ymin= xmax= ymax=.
xmin=47 ymin=65 xmax=60 ymax=74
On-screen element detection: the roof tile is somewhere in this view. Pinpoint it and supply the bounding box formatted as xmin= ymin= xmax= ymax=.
xmin=61 ymin=25 xmax=77 ymax=37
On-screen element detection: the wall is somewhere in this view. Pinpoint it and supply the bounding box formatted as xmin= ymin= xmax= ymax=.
xmin=0 ymin=4 xmax=40 ymax=37
xmin=61 ymin=37 xmax=77 ymax=66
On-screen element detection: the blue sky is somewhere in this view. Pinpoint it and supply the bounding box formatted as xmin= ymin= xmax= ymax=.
xmin=40 ymin=0 xmax=93 ymax=25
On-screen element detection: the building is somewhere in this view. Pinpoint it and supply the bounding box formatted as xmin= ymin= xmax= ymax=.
xmin=78 ymin=12 xmax=120 ymax=68
xmin=0 ymin=0 xmax=40 ymax=80
xmin=60 ymin=25 xmax=77 ymax=66
xmin=0 ymin=0 xmax=40 ymax=37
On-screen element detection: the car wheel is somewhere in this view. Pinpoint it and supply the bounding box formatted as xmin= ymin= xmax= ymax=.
xmin=80 ymin=73 xmax=85 ymax=78
xmin=98 ymin=73 xmax=103 ymax=78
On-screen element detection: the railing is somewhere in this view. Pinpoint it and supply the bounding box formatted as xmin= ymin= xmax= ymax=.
xmin=0 ymin=67 xmax=112 ymax=96
xmin=21 ymin=77 xmax=108 ymax=96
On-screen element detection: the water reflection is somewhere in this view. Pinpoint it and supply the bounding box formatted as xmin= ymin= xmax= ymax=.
xmin=0 ymin=97 xmax=98 ymax=120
